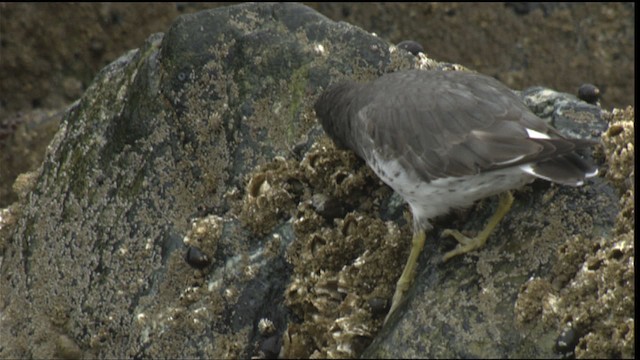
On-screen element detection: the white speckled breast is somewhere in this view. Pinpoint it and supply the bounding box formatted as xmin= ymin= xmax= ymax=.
xmin=368 ymin=150 xmax=534 ymax=230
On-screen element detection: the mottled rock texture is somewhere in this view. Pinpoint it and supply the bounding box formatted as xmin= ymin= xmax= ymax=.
xmin=0 ymin=3 xmax=633 ymax=359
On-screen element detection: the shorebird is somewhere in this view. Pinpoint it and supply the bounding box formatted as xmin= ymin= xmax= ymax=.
xmin=314 ymin=69 xmax=598 ymax=322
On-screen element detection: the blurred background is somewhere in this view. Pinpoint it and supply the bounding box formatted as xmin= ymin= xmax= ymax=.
xmin=0 ymin=2 xmax=635 ymax=205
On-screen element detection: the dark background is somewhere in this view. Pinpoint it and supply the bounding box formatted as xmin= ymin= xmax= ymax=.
xmin=0 ymin=2 xmax=634 ymax=121
xmin=0 ymin=3 xmax=635 ymax=206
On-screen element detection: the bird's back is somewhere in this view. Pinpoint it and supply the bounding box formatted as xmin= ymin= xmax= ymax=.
xmin=315 ymin=70 xmax=598 ymax=189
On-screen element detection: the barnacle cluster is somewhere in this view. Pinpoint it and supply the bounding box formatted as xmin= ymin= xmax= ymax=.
xmin=281 ymin=208 xmax=406 ymax=358
xmin=233 ymin=137 xmax=411 ymax=357
xmin=514 ymin=107 xmax=635 ymax=359
xmin=239 ymin=156 xmax=303 ymax=236
xmin=601 ymin=107 xmax=634 ymax=194
xmin=245 ymin=140 xmax=410 ymax=358
xmin=182 ymin=214 xmax=225 ymax=268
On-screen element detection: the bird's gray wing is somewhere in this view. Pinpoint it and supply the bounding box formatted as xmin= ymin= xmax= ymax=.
xmin=351 ymin=70 xmax=594 ymax=183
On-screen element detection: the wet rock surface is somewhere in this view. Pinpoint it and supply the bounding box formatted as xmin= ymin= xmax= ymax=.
xmin=0 ymin=3 xmax=634 ymax=359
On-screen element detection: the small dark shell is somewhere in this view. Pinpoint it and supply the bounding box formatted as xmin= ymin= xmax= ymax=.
xmin=367 ymin=297 xmax=389 ymax=317
xmin=311 ymin=193 xmax=348 ymax=220
xmin=396 ymin=40 xmax=424 ymax=56
xmin=260 ymin=334 xmax=282 ymax=359
xmin=185 ymin=246 xmax=210 ymax=269
xmin=577 ymin=83 xmax=600 ymax=104
xmin=554 ymin=326 xmax=580 ymax=356
xmin=607 ymin=124 xmax=624 ymax=137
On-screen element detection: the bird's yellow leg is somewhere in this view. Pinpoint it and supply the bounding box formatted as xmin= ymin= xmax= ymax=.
xmin=442 ymin=191 xmax=514 ymax=262
xmin=385 ymin=229 xmax=426 ymax=324
xmin=384 ymin=192 xmax=514 ymax=323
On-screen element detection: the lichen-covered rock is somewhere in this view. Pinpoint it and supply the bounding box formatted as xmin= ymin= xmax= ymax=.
xmin=0 ymin=3 xmax=416 ymax=359
xmin=0 ymin=2 xmax=632 ymax=359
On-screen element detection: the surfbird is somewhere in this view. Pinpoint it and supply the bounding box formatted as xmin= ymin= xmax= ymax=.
xmin=314 ymin=69 xmax=599 ymax=322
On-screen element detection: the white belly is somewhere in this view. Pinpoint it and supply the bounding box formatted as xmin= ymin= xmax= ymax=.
xmin=367 ymin=154 xmax=534 ymax=230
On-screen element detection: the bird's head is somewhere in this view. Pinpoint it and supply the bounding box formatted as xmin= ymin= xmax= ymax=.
xmin=314 ymin=81 xmax=359 ymax=151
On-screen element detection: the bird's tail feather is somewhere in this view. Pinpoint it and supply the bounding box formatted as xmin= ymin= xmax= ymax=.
xmin=521 ymin=152 xmax=598 ymax=186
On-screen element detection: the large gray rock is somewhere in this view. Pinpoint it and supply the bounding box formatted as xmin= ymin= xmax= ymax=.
xmin=0 ymin=3 xmax=413 ymax=358
xmin=1 ymin=2 xmax=630 ymax=359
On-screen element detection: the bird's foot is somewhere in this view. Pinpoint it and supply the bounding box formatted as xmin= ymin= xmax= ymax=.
xmin=441 ymin=229 xmax=487 ymax=261
xmin=442 ymin=191 xmax=514 ymax=262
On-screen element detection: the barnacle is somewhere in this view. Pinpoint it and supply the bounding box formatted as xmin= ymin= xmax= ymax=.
xmin=235 ymin=139 xmax=408 ymax=358
xmin=258 ymin=318 xmax=276 ymax=336
xmin=182 ymin=214 xmax=224 ymax=266
xmin=239 ymin=157 xmax=300 ymax=236
xmin=185 ymin=246 xmax=210 ymax=269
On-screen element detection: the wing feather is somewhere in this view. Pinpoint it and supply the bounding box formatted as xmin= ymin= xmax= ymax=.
xmin=346 ymin=70 xmax=596 ymax=182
